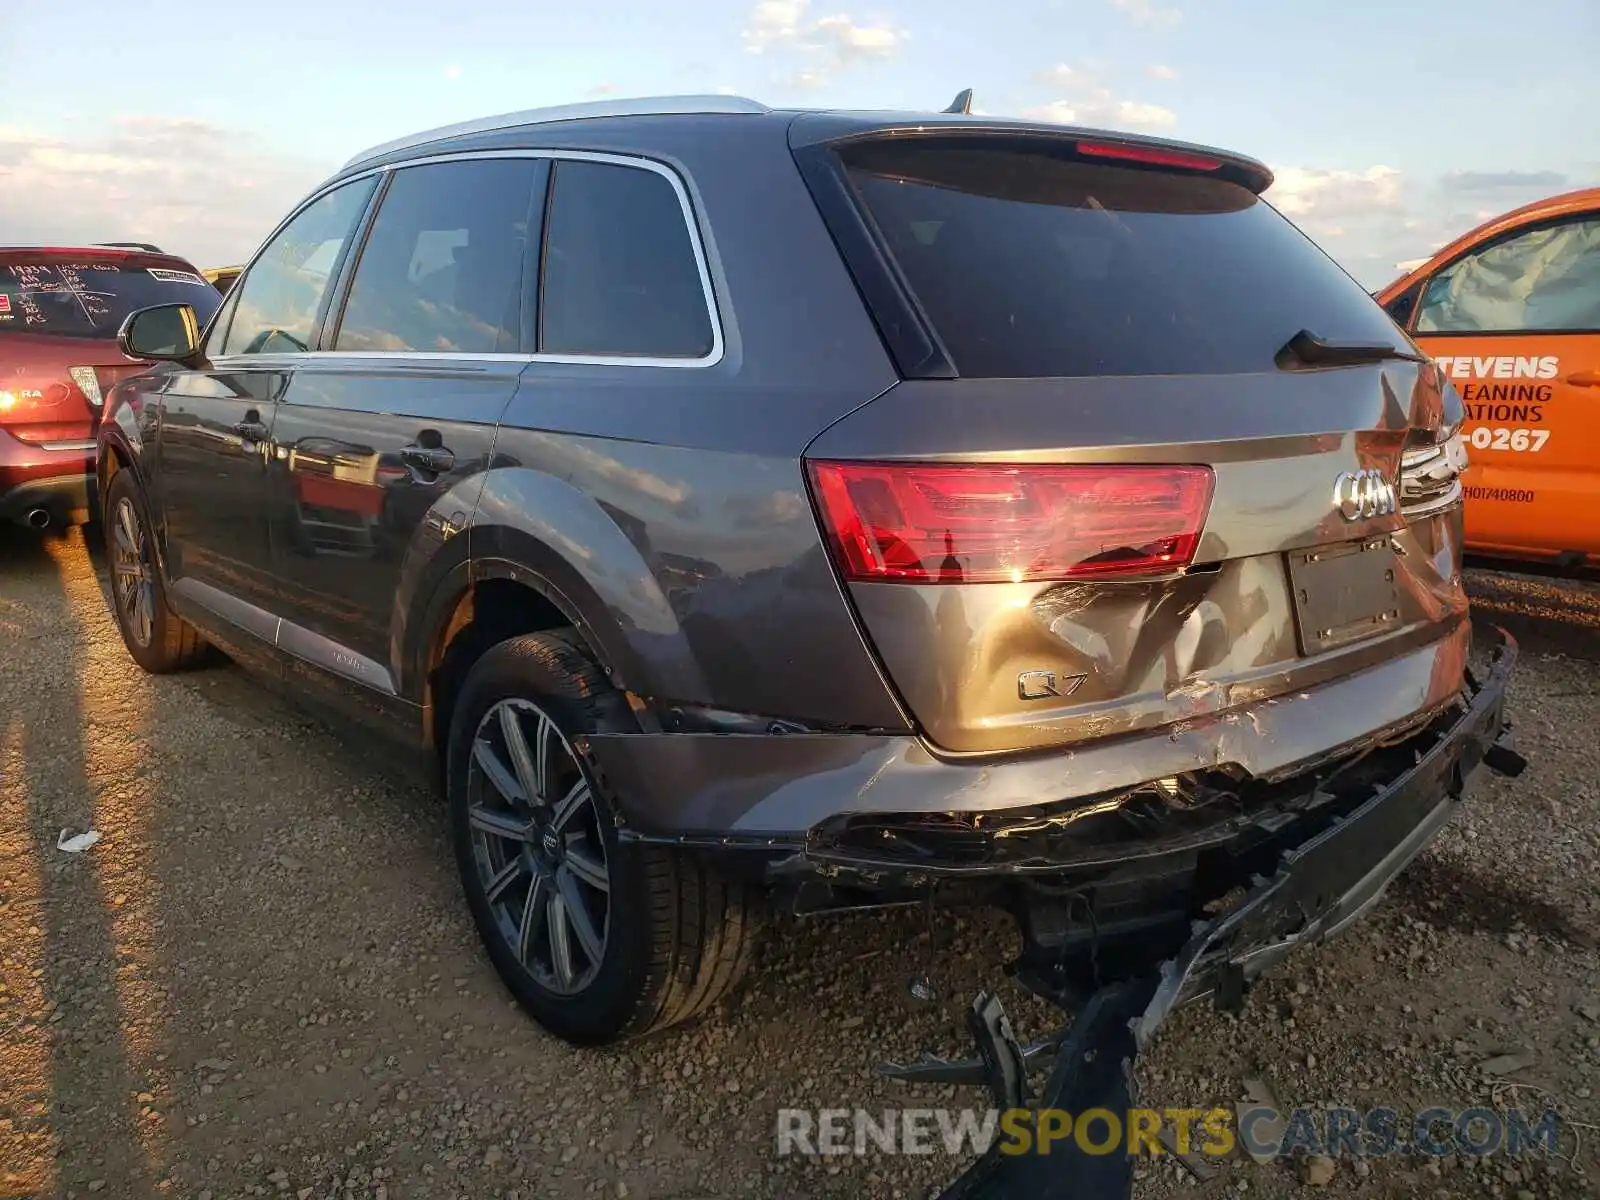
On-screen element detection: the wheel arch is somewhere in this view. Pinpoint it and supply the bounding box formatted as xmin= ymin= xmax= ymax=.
xmin=97 ymin=418 xmax=178 ymax=582
xmin=96 ymin=421 xmax=142 ymax=503
xmin=404 ymin=520 xmax=683 ymax=760
xmin=96 ymin=371 xmax=162 ymax=487
xmin=444 ymin=465 xmax=699 ymax=694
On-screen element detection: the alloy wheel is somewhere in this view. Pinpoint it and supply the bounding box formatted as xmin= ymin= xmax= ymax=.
xmin=467 ymin=698 xmax=612 ymax=995
xmin=111 ymin=496 xmax=155 ymax=648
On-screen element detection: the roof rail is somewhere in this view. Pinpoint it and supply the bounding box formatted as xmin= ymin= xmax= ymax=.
xmin=95 ymin=241 xmax=164 ymax=253
xmin=342 ymin=94 xmax=771 ymax=170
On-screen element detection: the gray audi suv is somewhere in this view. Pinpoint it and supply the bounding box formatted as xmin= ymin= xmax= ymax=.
xmin=97 ymin=95 xmax=1519 ymax=1067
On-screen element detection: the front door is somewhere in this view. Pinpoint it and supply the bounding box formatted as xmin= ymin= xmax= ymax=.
xmin=264 ymin=156 xmax=545 ymax=696
xmin=155 ymin=175 xmax=378 ymax=639
xmin=1409 ymin=210 xmax=1600 ymax=563
xmin=154 ymin=361 xmax=285 ymax=637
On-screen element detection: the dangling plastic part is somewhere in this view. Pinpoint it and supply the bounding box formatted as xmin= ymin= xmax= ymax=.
xmin=909 ymin=886 xmax=942 ymax=1001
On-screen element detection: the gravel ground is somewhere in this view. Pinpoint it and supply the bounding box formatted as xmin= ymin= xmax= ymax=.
xmin=2 ymin=527 xmax=1597 ymax=1200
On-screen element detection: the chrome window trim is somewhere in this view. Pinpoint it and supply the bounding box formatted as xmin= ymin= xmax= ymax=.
xmin=223 ymin=149 xmax=726 ymax=370
xmin=270 ymin=352 xmax=533 ymax=368
xmin=303 ymin=148 xmax=726 ymax=370
xmin=205 ymin=352 xmax=317 ymax=369
xmin=201 ymin=351 xmax=551 ymax=370
xmin=340 ymin=94 xmax=769 ymax=171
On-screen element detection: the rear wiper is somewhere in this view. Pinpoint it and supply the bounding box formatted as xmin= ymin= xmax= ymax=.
xmin=1276 ymin=328 xmax=1425 ymax=369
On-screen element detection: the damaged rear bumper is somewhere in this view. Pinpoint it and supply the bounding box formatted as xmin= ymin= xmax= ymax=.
xmin=592 ymin=621 xmax=1476 ymax=841
xmin=932 ymin=627 xmax=1522 ymax=1198
xmin=1139 ymin=626 xmax=1519 ymax=1030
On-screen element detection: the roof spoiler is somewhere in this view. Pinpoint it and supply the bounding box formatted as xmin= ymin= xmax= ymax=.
xmin=95 ymin=242 xmax=164 ymax=253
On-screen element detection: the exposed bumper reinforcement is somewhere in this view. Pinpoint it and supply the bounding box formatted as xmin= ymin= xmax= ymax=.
xmin=918 ymin=627 xmax=1521 ymax=1199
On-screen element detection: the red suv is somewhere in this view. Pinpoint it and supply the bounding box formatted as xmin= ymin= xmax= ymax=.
xmin=1 ymin=244 xmax=221 ymax=529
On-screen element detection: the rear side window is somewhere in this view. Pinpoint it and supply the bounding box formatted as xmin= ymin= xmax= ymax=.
xmin=1414 ymin=215 xmax=1600 ymax=334
xmin=0 ymin=255 xmax=221 ymax=340
xmin=334 ymin=158 xmax=544 ymax=354
xmin=832 ymin=137 xmax=1407 ymax=378
xmin=539 ymin=160 xmax=714 ymax=359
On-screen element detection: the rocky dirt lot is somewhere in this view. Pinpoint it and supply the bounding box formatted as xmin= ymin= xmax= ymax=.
xmin=2 ymin=528 xmax=1597 ymax=1200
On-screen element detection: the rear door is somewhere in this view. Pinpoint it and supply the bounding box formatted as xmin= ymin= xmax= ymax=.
xmin=797 ymin=128 xmax=1471 ymax=755
xmin=1406 ymin=210 xmax=1600 ymax=563
xmin=153 ymin=177 xmax=377 ymax=639
xmin=263 ymin=156 xmax=543 ymax=696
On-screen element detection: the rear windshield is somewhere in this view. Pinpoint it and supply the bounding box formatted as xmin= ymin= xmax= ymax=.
xmin=0 ymin=254 xmax=222 ymax=340
xmin=835 ymin=138 xmax=1408 ymax=378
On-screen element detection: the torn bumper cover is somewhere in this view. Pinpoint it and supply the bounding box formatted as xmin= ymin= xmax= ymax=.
xmin=1137 ymin=630 xmax=1520 ymax=1032
xmin=930 ymin=629 xmax=1523 ymax=1198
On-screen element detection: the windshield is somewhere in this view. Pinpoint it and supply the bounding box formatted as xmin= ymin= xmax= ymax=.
xmin=835 ymin=137 xmax=1408 ymax=378
xmin=0 ymin=254 xmax=222 ymax=340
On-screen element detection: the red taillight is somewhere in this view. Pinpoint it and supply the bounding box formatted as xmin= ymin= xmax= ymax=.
xmin=0 ymin=383 xmax=69 ymax=419
xmin=807 ymin=461 xmax=1214 ymax=584
xmin=0 ymin=379 xmax=94 ymax=441
xmin=1074 ymin=141 xmax=1221 ymax=172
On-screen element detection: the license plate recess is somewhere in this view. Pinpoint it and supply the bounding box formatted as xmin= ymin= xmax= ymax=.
xmin=1287 ymin=536 xmax=1402 ymax=655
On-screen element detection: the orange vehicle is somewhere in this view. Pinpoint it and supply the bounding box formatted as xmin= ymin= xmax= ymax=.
xmin=1376 ymin=188 xmax=1600 ymax=571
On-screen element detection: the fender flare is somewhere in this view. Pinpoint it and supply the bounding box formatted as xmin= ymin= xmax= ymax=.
xmin=96 ymin=420 xmax=145 ymax=500
xmin=400 ymin=523 xmax=695 ymax=716
xmin=96 ymin=408 xmax=167 ymax=572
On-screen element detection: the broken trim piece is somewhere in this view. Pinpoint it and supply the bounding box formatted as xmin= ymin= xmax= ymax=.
xmin=915 ymin=628 xmax=1520 ymax=1199
xmin=940 ymin=979 xmax=1155 ymax=1199
xmin=1134 ymin=627 xmax=1518 ymax=1044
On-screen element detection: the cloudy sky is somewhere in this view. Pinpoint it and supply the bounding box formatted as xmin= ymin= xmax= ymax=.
xmin=2 ymin=0 xmax=1596 ymax=287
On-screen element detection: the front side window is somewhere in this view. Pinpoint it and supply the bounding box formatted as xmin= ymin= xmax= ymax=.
xmin=201 ymin=283 xmax=243 ymax=358
xmin=334 ymin=158 xmax=543 ymax=354
xmin=221 ymin=177 xmax=377 ymax=356
xmin=539 ymin=160 xmax=714 ymax=359
xmin=1415 ymin=215 xmax=1600 ymax=334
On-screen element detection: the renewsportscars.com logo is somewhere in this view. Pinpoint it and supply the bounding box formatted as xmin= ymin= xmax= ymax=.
xmin=776 ymin=1104 xmax=1564 ymax=1161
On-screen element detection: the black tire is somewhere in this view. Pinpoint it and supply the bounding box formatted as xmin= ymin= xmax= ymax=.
xmin=103 ymin=470 xmax=210 ymax=674
xmin=447 ymin=631 xmax=761 ymax=1046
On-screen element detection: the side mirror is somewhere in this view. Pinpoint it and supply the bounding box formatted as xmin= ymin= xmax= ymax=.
xmin=118 ymin=303 xmax=202 ymax=364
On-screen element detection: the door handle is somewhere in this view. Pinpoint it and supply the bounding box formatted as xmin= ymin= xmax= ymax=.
xmin=401 ymin=443 xmax=455 ymax=473
xmin=1564 ymin=370 xmax=1600 ymax=388
xmin=233 ymin=420 xmax=270 ymax=441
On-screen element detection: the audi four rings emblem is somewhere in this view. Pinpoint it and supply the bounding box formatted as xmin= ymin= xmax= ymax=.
xmin=1332 ymin=469 xmax=1398 ymax=521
